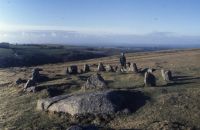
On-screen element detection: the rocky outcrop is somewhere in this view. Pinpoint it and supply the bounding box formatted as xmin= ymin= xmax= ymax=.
xmin=82 ymin=73 xmax=106 ymax=90
xmin=37 ymin=90 xmax=149 ymax=116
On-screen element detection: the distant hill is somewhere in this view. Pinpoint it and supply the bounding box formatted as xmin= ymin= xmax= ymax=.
xmin=0 ymin=43 xmax=171 ymax=68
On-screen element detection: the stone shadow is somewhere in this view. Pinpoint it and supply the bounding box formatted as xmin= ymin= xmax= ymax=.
xmin=162 ymin=81 xmax=195 ymax=87
xmin=172 ymin=75 xmax=200 ymax=82
xmin=107 ymin=90 xmax=150 ymax=113
xmin=78 ymin=75 xmax=90 ymax=81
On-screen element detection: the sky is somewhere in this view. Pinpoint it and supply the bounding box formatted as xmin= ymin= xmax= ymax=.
xmin=0 ymin=0 xmax=200 ymax=46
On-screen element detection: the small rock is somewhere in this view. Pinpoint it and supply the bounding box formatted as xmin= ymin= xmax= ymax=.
xmin=114 ymin=66 xmax=118 ymax=72
xmin=144 ymin=72 xmax=156 ymax=87
xmin=31 ymin=68 xmax=42 ymax=81
xmin=78 ymin=69 xmax=84 ymax=74
xmin=161 ymin=69 xmax=173 ymax=81
xmin=68 ymin=65 xmax=78 ymax=74
xmin=97 ymin=62 xmax=105 ymax=72
xmin=82 ymin=73 xmax=106 ymax=90
xmin=129 ymin=63 xmax=138 ymax=73
xmin=105 ymin=65 xmax=114 ymax=72
xmin=83 ymin=64 xmax=90 ymax=72
xmin=126 ymin=62 xmax=131 ymax=68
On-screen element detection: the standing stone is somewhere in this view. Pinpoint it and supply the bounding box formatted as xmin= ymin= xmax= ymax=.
xmin=116 ymin=65 xmax=123 ymax=73
xmin=126 ymin=62 xmax=131 ymax=72
xmin=82 ymin=73 xmax=106 ymax=90
xmin=83 ymin=64 xmax=90 ymax=72
xmin=127 ymin=62 xmax=131 ymax=68
xmin=129 ymin=63 xmax=138 ymax=73
xmin=31 ymin=68 xmax=42 ymax=81
xmin=97 ymin=62 xmax=106 ymax=72
xmin=161 ymin=69 xmax=172 ymax=81
xmin=66 ymin=67 xmax=69 ymax=74
xmin=68 ymin=65 xmax=78 ymax=74
xmin=161 ymin=69 xmax=165 ymax=79
xmin=106 ymin=65 xmax=114 ymax=72
xmin=166 ymin=70 xmax=172 ymax=80
xmin=24 ymin=79 xmax=35 ymax=89
xmin=114 ymin=65 xmax=118 ymax=72
xmin=78 ymin=69 xmax=84 ymax=74
xmin=144 ymin=72 xmax=156 ymax=87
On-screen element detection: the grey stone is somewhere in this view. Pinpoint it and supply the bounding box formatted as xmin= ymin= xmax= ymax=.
xmin=129 ymin=63 xmax=138 ymax=73
xmin=144 ymin=72 xmax=156 ymax=87
xmin=31 ymin=68 xmax=42 ymax=81
xmin=114 ymin=65 xmax=118 ymax=72
xmin=126 ymin=62 xmax=131 ymax=68
xmin=105 ymin=65 xmax=114 ymax=72
xmin=116 ymin=66 xmax=122 ymax=73
xmin=83 ymin=64 xmax=90 ymax=72
xmin=78 ymin=69 xmax=84 ymax=74
xmin=82 ymin=73 xmax=106 ymax=90
xmin=161 ymin=69 xmax=172 ymax=81
xmin=66 ymin=68 xmax=70 ymax=74
xmin=37 ymin=95 xmax=70 ymax=111
xmin=68 ymin=65 xmax=78 ymax=74
xmin=97 ymin=62 xmax=105 ymax=72
xmin=37 ymin=90 xmax=150 ymax=116
xmin=37 ymin=90 xmax=145 ymax=116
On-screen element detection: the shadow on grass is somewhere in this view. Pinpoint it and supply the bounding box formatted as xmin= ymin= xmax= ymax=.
xmin=172 ymin=76 xmax=200 ymax=82
xmin=36 ymin=80 xmax=81 ymax=96
xmin=37 ymin=74 xmax=67 ymax=83
xmin=107 ymin=90 xmax=150 ymax=113
xmin=78 ymin=75 xmax=90 ymax=81
xmin=162 ymin=81 xmax=195 ymax=87
xmin=85 ymin=125 xmax=141 ymax=130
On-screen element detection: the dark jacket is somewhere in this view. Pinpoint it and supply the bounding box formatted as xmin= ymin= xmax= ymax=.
xmin=120 ymin=55 xmax=126 ymax=66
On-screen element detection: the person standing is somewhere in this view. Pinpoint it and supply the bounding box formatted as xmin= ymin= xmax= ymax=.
xmin=120 ymin=52 xmax=126 ymax=71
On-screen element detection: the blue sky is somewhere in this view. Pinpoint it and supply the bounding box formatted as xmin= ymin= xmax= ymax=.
xmin=0 ymin=0 xmax=200 ymax=46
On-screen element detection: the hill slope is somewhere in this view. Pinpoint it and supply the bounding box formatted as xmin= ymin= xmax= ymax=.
xmin=0 ymin=49 xmax=199 ymax=130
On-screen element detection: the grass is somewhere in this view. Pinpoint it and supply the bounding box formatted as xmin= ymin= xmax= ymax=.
xmin=0 ymin=49 xmax=200 ymax=129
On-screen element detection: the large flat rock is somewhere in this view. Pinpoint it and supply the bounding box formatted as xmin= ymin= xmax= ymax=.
xmin=37 ymin=90 xmax=149 ymax=116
